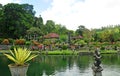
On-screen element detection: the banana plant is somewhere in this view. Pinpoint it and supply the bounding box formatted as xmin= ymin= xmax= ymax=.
xmin=4 ymin=47 xmax=38 ymax=66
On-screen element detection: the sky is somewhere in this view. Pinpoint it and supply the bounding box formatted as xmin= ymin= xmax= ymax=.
xmin=0 ymin=0 xmax=120 ymax=30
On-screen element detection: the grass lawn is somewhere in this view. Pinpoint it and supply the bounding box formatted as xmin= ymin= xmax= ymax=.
xmin=40 ymin=50 xmax=78 ymax=55
xmin=41 ymin=50 xmax=118 ymax=55
xmin=100 ymin=50 xmax=118 ymax=54
xmin=0 ymin=49 xmax=91 ymax=55
xmin=0 ymin=49 xmax=118 ymax=55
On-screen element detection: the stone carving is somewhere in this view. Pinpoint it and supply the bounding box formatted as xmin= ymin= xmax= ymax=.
xmin=92 ymin=48 xmax=103 ymax=76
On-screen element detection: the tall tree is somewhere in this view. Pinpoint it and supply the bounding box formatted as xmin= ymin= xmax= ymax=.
xmin=75 ymin=25 xmax=86 ymax=36
xmin=2 ymin=3 xmax=35 ymax=38
xmin=33 ymin=15 xmax=43 ymax=28
xmin=45 ymin=20 xmax=55 ymax=34
xmin=83 ymin=29 xmax=92 ymax=43
xmin=0 ymin=4 xmax=4 ymax=37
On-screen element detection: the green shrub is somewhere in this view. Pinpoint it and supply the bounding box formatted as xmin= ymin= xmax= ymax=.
xmin=14 ymin=39 xmax=25 ymax=45
xmin=0 ymin=38 xmax=3 ymax=44
xmin=1 ymin=39 xmax=9 ymax=45
xmin=61 ymin=44 xmax=68 ymax=50
xmin=76 ymin=40 xmax=87 ymax=47
xmin=8 ymin=38 xmax=14 ymax=44
xmin=32 ymin=40 xmax=40 ymax=46
xmin=25 ymin=41 xmax=31 ymax=45
xmin=10 ymin=45 xmax=15 ymax=50
xmin=100 ymin=46 xmax=105 ymax=50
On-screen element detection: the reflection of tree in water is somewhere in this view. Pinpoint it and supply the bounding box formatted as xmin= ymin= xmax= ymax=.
xmin=27 ymin=55 xmax=93 ymax=76
xmin=27 ymin=55 xmax=68 ymax=76
xmin=43 ymin=62 xmax=55 ymax=76
xmin=27 ymin=62 xmax=43 ymax=76
xmin=0 ymin=56 xmax=11 ymax=76
xmin=102 ymin=54 xmax=120 ymax=65
xmin=1 ymin=54 xmax=120 ymax=76
xmin=51 ymin=55 xmax=68 ymax=71
xmin=67 ymin=55 xmax=76 ymax=69
xmin=56 ymin=55 xmax=79 ymax=71
xmin=76 ymin=55 xmax=92 ymax=72
xmin=27 ymin=56 xmax=55 ymax=76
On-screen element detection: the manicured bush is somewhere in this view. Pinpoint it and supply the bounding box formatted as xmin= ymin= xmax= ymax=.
xmin=100 ymin=46 xmax=105 ymax=50
xmin=32 ymin=40 xmax=40 ymax=46
xmin=0 ymin=38 xmax=3 ymax=44
xmin=76 ymin=40 xmax=87 ymax=47
xmin=25 ymin=41 xmax=31 ymax=45
xmin=43 ymin=40 xmax=51 ymax=46
xmin=61 ymin=44 xmax=68 ymax=50
xmin=41 ymin=50 xmax=77 ymax=55
xmin=8 ymin=38 xmax=14 ymax=44
xmin=1 ymin=39 xmax=9 ymax=45
xmin=14 ymin=39 xmax=25 ymax=45
xmin=10 ymin=45 xmax=15 ymax=50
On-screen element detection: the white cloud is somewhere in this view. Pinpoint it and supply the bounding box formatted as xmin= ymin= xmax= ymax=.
xmin=41 ymin=0 xmax=120 ymax=30
xmin=0 ymin=0 xmax=12 ymax=5
xmin=0 ymin=0 xmax=21 ymax=5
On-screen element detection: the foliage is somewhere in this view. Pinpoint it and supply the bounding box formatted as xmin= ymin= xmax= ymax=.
xmin=43 ymin=40 xmax=52 ymax=45
xmin=75 ymin=25 xmax=85 ymax=36
xmin=76 ymin=40 xmax=86 ymax=47
xmin=61 ymin=44 xmax=68 ymax=50
xmin=1 ymin=3 xmax=34 ymax=38
xmin=14 ymin=39 xmax=25 ymax=45
xmin=4 ymin=47 xmax=38 ymax=66
xmin=33 ymin=16 xmax=44 ymax=31
xmin=45 ymin=20 xmax=55 ymax=34
xmin=100 ymin=45 xmax=105 ymax=50
xmin=0 ymin=38 xmax=3 ymax=44
xmin=27 ymin=27 xmax=43 ymax=36
xmin=59 ymin=35 xmax=67 ymax=42
xmin=1 ymin=39 xmax=9 ymax=45
xmin=32 ymin=40 xmax=40 ymax=46
xmin=8 ymin=38 xmax=14 ymax=44
xmin=25 ymin=41 xmax=31 ymax=45
xmin=41 ymin=50 xmax=78 ymax=55
xmin=1 ymin=3 xmax=120 ymax=45
xmin=100 ymin=50 xmax=117 ymax=54
xmin=93 ymin=25 xmax=120 ymax=42
xmin=0 ymin=3 xmax=69 ymax=39
xmin=83 ymin=29 xmax=92 ymax=43
xmin=10 ymin=45 xmax=15 ymax=50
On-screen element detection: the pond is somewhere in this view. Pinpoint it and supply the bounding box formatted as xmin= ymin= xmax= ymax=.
xmin=0 ymin=54 xmax=120 ymax=76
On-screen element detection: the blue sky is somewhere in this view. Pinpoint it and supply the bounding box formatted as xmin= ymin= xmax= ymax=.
xmin=20 ymin=0 xmax=52 ymax=16
xmin=1 ymin=0 xmax=120 ymax=30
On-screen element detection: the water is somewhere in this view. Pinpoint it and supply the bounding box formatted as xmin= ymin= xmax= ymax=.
xmin=0 ymin=54 xmax=120 ymax=76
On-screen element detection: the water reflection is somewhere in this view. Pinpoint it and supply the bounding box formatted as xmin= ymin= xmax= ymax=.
xmin=27 ymin=55 xmax=93 ymax=76
xmin=102 ymin=54 xmax=120 ymax=76
xmin=0 ymin=55 xmax=11 ymax=76
xmin=0 ymin=54 xmax=120 ymax=76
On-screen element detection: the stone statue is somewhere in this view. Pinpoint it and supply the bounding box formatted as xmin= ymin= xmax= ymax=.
xmin=92 ymin=48 xmax=103 ymax=76
xmin=94 ymin=48 xmax=101 ymax=68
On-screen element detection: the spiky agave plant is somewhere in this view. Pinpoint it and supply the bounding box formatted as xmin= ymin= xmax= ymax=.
xmin=4 ymin=47 xmax=38 ymax=66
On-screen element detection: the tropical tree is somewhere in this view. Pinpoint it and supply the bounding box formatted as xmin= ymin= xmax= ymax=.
xmin=0 ymin=4 xmax=4 ymax=37
xmin=33 ymin=15 xmax=43 ymax=28
xmin=75 ymin=25 xmax=86 ymax=36
xmin=2 ymin=3 xmax=35 ymax=38
xmin=26 ymin=27 xmax=43 ymax=40
xmin=45 ymin=20 xmax=55 ymax=34
xmin=83 ymin=29 xmax=92 ymax=44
